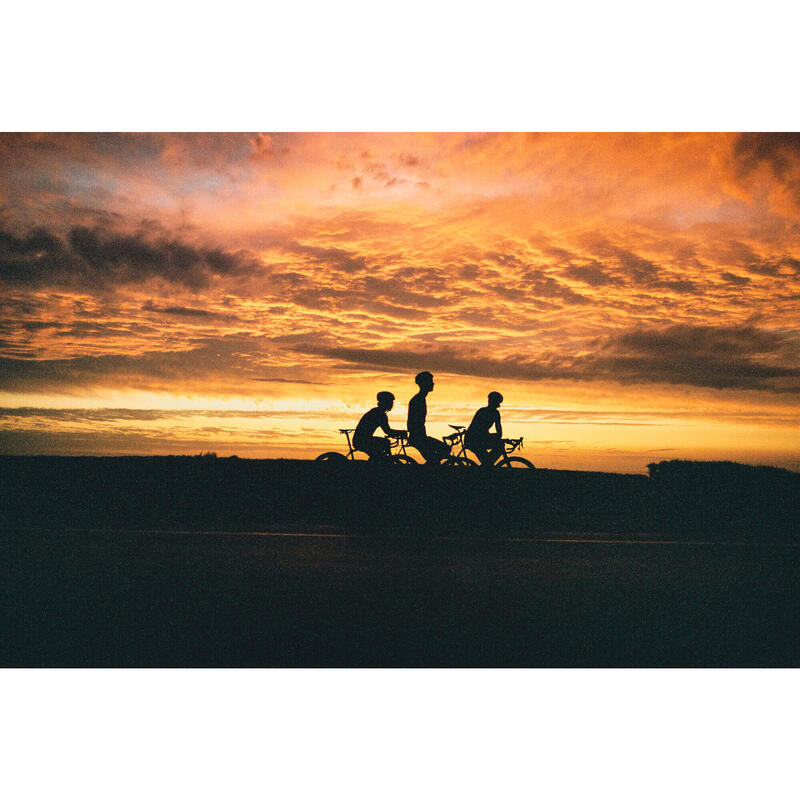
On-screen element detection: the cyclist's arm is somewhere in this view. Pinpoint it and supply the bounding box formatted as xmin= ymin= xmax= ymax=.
xmin=379 ymin=419 xmax=407 ymax=438
xmin=495 ymin=414 xmax=503 ymax=438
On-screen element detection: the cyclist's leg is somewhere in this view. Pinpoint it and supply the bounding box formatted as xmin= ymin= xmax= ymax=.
xmin=466 ymin=435 xmax=492 ymax=467
xmin=430 ymin=436 xmax=450 ymax=463
xmin=410 ymin=436 xmax=447 ymax=464
xmin=487 ymin=433 xmax=505 ymax=465
xmin=367 ymin=436 xmax=391 ymax=460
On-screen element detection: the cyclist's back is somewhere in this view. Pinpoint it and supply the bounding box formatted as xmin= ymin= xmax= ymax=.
xmin=353 ymin=391 xmax=406 ymax=460
xmin=353 ymin=407 xmax=389 ymax=450
xmin=465 ymin=391 xmax=505 ymax=467
xmin=466 ymin=406 xmax=500 ymax=440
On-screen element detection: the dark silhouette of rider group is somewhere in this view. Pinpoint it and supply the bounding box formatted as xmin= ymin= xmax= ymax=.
xmin=340 ymin=370 xmax=529 ymax=468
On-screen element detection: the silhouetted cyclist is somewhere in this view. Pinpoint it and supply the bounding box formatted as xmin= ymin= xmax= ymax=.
xmin=407 ymin=371 xmax=450 ymax=465
xmin=465 ymin=391 xmax=506 ymax=467
xmin=353 ymin=391 xmax=407 ymax=460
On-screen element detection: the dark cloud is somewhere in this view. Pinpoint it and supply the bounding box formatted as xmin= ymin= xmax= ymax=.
xmin=521 ymin=271 xmax=591 ymax=305
xmin=734 ymin=133 xmax=800 ymax=209
xmin=286 ymin=242 xmax=367 ymax=273
xmin=360 ymin=276 xmax=441 ymax=308
xmin=0 ymin=336 xmax=310 ymax=392
xmin=20 ymin=321 xmax=64 ymax=332
xmin=720 ymin=272 xmax=751 ymax=286
xmin=595 ymin=324 xmax=800 ymax=392
xmin=0 ymin=224 xmax=253 ymax=291
xmin=734 ymin=133 xmax=800 ymax=180
xmin=360 ymin=301 xmax=430 ymax=320
xmin=141 ymin=301 xmax=239 ymax=320
xmin=614 ymin=248 xmax=660 ymax=284
xmin=0 ymin=407 xmax=320 ymax=422
xmin=563 ymin=263 xmax=621 ymax=287
xmin=293 ymin=323 xmax=800 ymax=394
xmin=395 ymin=152 xmax=419 ymax=167
xmin=581 ymin=236 xmax=661 ymax=286
xmin=740 ymin=258 xmax=800 ymax=278
xmin=53 ymin=322 xmax=142 ymax=338
xmin=293 ymin=343 xmax=572 ymax=382
xmin=651 ymin=279 xmax=698 ymax=294
xmin=485 ymin=251 xmax=525 ymax=268
xmin=250 ymin=377 xmax=322 ymax=384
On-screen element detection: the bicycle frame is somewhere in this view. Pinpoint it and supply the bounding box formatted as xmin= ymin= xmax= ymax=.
xmin=319 ymin=429 xmax=415 ymax=463
xmin=495 ymin=437 xmax=524 ymax=465
xmin=442 ymin=426 xmax=479 ymax=466
xmin=443 ymin=427 xmax=532 ymax=468
xmin=337 ymin=428 xmax=359 ymax=460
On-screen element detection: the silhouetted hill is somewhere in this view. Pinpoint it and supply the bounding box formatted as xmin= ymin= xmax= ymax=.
xmin=647 ymin=459 xmax=800 ymax=540
xmin=2 ymin=456 xmax=798 ymax=540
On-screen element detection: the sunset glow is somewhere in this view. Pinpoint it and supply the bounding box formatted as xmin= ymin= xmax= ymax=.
xmin=2 ymin=132 xmax=799 ymax=471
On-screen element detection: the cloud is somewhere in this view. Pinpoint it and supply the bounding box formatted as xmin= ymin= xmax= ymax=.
xmin=285 ymin=242 xmax=367 ymax=273
xmin=0 ymin=336 xmax=318 ymax=393
xmin=733 ymin=133 xmax=800 ymax=181
xmin=0 ymin=407 xmax=314 ymax=422
xmin=292 ymin=322 xmax=800 ymax=394
xmin=595 ymin=324 xmax=800 ymax=392
xmin=141 ymin=300 xmax=239 ymax=320
xmin=520 ymin=271 xmax=591 ymax=305
xmin=563 ymin=263 xmax=621 ymax=287
xmin=2 ymin=132 xmax=800 ymax=462
xmin=0 ymin=224 xmax=255 ymax=291
xmin=720 ymin=272 xmax=751 ymax=286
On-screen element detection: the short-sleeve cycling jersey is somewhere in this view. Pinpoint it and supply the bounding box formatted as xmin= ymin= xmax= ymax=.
xmin=467 ymin=406 xmax=500 ymax=439
xmin=353 ymin=407 xmax=388 ymax=449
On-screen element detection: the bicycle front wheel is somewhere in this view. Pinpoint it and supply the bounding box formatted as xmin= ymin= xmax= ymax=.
xmin=391 ymin=454 xmax=418 ymax=466
xmin=442 ymin=455 xmax=477 ymax=467
xmin=315 ymin=452 xmax=348 ymax=464
xmin=497 ymin=456 xmax=535 ymax=469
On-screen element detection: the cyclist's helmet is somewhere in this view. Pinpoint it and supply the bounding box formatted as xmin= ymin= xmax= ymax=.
xmin=488 ymin=391 xmax=504 ymax=405
xmin=377 ymin=391 xmax=395 ymax=404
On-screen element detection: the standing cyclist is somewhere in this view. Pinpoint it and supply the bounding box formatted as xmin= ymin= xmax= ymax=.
xmin=407 ymin=371 xmax=450 ymax=465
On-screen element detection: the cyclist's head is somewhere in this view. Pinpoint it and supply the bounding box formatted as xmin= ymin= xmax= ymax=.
xmin=488 ymin=391 xmax=504 ymax=407
xmin=415 ymin=371 xmax=434 ymax=391
xmin=377 ymin=391 xmax=395 ymax=410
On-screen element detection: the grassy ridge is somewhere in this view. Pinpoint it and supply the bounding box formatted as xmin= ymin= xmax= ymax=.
xmin=2 ymin=455 xmax=798 ymax=539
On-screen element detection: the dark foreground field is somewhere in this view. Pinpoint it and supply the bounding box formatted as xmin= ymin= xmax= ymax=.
xmin=2 ymin=456 xmax=799 ymax=666
xmin=4 ymin=529 xmax=800 ymax=667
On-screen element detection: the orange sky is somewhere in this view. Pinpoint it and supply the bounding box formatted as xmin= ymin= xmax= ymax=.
xmin=1 ymin=132 xmax=799 ymax=472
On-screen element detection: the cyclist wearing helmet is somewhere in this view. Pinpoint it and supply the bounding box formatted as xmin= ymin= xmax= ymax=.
xmin=465 ymin=391 xmax=505 ymax=467
xmin=353 ymin=391 xmax=407 ymax=460
xmin=407 ymin=371 xmax=451 ymax=465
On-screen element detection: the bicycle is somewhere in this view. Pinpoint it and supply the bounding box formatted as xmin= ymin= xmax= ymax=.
xmin=441 ymin=425 xmax=479 ymax=467
xmin=492 ymin=437 xmax=535 ymax=469
xmin=315 ymin=429 xmax=417 ymax=466
xmin=441 ymin=427 xmax=534 ymax=468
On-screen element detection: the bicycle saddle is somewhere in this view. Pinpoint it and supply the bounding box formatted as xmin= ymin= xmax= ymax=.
xmin=338 ymin=428 xmax=355 ymax=434
xmin=449 ymin=424 xmax=466 ymax=430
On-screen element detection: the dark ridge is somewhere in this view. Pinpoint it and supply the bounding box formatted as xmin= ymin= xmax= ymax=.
xmin=2 ymin=455 xmax=798 ymax=540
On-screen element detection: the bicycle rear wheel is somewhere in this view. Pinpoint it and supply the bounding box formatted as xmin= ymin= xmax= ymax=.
xmin=391 ymin=454 xmax=418 ymax=466
xmin=315 ymin=452 xmax=348 ymax=464
xmin=497 ymin=456 xmax=535 ymax=469
xmin=442 ymin=455 xmax=477 ymax=467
